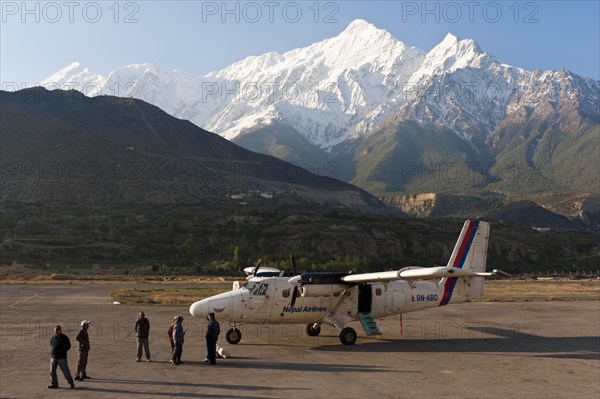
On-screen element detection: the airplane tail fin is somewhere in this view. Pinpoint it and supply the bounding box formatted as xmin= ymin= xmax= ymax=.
xmin=440 ymin=219 xmax=490 ymax=305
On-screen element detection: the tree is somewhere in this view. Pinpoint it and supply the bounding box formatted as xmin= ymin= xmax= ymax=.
xmin=233 ymin=245 xmax=240 ymax=273
xmin=108 ymin=227 xmax=122 ymax=242
xmin=179 ymin=238 xmax=200 ymax=258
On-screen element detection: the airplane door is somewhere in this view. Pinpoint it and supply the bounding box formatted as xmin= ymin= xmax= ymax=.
xmin=272 ymin=284 xmax=293 ymax=320
xmin=358 ymin=284 xmax=372 ymax=313
xmin=246 ymin=281 xmax=272 ymax=323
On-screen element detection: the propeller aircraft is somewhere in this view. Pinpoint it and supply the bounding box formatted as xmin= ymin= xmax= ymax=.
xmin=190 ymin=219 xmax=510 ymax=345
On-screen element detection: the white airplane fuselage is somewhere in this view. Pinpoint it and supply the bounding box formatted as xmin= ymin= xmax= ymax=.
xmin=191 ymin=277 xmax=453 ymax=325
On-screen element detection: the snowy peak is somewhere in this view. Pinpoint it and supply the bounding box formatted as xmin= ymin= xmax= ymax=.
xmin=435 ymin=33 xmax=483 ymax=57
xmin=42 ymin=62 xmax=106 ymax=88
xmin=336 ymin=18 xmax=400 ymax=48
xmin=318 ymin=19 xmax=417 ymax=72
xmin=340 ymin=18 xmax=375 ymax=33
xmin=415 ymin=33 xmax=491 ymax=78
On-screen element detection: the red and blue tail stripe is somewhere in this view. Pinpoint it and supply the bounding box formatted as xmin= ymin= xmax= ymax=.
xmin=439 ymin=220 xmax=480 ymax=306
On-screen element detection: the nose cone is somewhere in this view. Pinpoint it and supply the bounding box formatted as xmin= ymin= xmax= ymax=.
xmin=189 ymin=292 xmax=233 ymax=320
xmin=189 ymin=299 xmax=209 ymax=319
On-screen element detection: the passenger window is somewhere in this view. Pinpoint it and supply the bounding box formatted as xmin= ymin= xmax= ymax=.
xmin=375 ymin=288 xmax=382 ymax=296
xmin=282 ymin=289 xmax=290 ymax=298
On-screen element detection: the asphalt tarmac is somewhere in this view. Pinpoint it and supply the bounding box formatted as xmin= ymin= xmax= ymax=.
xmin=0 ymin=283 xmax=598 ymax=399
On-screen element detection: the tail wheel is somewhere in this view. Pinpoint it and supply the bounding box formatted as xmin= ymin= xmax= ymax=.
xmin=306 ymin=323 xmax=321 ymax=337
xmin=339 ymin=327 xmax=357 ymax=345
xmin=226 ymin=328 xmax=242 ymax=344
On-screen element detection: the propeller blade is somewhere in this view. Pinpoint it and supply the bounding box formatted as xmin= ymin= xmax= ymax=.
xmin=290 ymin=286 xmax=299 ymax=307
xmin=252 ymin=259 xmax=263 ymax=276
xmin=290 ymin=255 xmax=298 ymax=276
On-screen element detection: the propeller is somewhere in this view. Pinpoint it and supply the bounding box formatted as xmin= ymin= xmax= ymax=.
xmin=289 ymin=255 xmax=299 ymax=306
xmin=290 ymin=255 xmax=298 ymax=276
xmin=290 ymin=286 xmax=299 ymax=307
xmin=252 ymin=259 xmax=263 ymax=276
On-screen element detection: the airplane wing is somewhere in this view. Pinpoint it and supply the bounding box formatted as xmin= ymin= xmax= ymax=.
xmin=243 ymin=266 xmax=281 ymax=276
xmin=289 ymin=219 xmax=512 ymax=289
xmin=340 ymin=267 xmax=512 ymax=284
xmin=289 ymin=267 xmax=512 ymax=287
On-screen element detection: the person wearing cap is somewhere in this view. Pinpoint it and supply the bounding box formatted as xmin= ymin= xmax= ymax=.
xmin=48 ymin=325 xmax=75 ymax=389
xmin=134 ymin=311 xmax=151 ymax=362
xmin=74 ymin=320 xmax=91 ymax=381
xmin=205 ymin=313 xmax=220 ymax=365
xmin=171 ymin=316 xmax=185 ymax=365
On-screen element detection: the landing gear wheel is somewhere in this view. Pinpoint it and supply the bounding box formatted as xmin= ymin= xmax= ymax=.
xmin=226 ymin=328 xmax=242 ymax=344
xmin=339 ymin=327 xmax=357 ymax=345
xmin=306 ymin=323 xmax=321 ymax=337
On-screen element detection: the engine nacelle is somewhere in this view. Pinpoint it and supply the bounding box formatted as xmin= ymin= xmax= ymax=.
xmin=299 ymin=284 xmax=348 ymax=297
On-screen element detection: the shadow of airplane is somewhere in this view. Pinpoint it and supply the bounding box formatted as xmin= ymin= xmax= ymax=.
xmin=310 ymin=327 xmax=600 ymax=361
xmin=90 ymin=378 xmax=307 ymax=391
xmin=177 ymin=360 xmax=411 ymax=373
xmin=76 ymin=386 xmax=270 ymax=398
xmin=85 ymin=378 xmax=310 ymax=398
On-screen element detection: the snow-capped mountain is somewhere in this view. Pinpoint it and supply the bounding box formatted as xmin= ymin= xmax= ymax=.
xmin=42 ymin=19 xmax=598 ymax=147
xmin=43 ymin=62 xmax=106 ymax=89
xmin=43 ymin=19 xmax=428 ymax=147
xmin=41 ymin=19 xmax=600 ymax=195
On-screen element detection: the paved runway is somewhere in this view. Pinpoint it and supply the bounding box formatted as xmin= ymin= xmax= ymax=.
xmin=1 ymin=283 xmax=598 ymax=398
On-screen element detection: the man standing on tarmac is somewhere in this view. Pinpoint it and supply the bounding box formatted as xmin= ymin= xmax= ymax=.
xmin=171 ymin=316 xmax=185 ymax=365
xmin=48 ymin=325 xmax=75 ymax=389
xmin=134 ymin=311 xmax=151 ymax=362
xmin=205 ymin=313 xmax=220 ymax=365
xmin=74 ymin=320 xmax=91 ymax=381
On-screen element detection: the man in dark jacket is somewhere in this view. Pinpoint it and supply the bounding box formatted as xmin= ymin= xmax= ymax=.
xmin=205 ymin=313 xmax=220 ymax=365
xmin=134 ymin=311 xmax=151 ymax=362
xmin=74 ymin=320 xmax=91 ymax=381
xmin=49 ymin=325 xmax=75 ymax=389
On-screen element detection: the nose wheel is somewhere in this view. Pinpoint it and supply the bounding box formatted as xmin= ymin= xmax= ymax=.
xmin=306 ymin=323 xmax=321 ymax=336
xmin=226 ymin=327 xmax=242 ymax=344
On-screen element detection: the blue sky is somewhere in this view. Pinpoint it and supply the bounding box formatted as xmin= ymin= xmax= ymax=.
xmin=1 ymin=0 xmax=599 ymax=86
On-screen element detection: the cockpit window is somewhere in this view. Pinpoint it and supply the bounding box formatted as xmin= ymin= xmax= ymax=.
xmin=243 ymin=282 xmax=256 ymax=292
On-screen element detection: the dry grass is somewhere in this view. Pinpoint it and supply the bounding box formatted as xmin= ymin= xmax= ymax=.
xmin=476 ymin=280 xmax=600 ymax=302
xmin=110 ymin=286 xmax=232 ymax=305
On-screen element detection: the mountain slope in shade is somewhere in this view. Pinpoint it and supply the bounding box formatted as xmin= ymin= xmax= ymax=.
xmin=0 ymin=88 xmax=388 ymax=212
xmin=486 ymin=201 xmax=577 ymax=230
